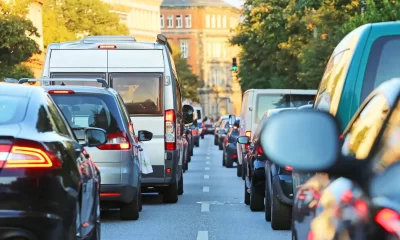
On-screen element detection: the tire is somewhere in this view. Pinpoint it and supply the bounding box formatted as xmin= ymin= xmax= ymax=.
xmin=201 ymin=135 xmax=204 ymax=139
xmin=120 ymin=193 xmax=140 ymax=220
xmin=219 ymin=142 xmax=223 ymax=150
xmin=190 ymin=146 xmax=193 ymax=156
xmin=270 ymin=185 xmax=292 ymax=230
xmin=138 ymin=187 xmax=143 ymax=212
xmin=214 ymin=136 xmax=218 ymax=145
xmin=237 ymin=164 xmax=242 ymax=177
xmin=242 ymin=163 xmax=246 ymax=180
xmin=222 ymin=152 xmax=226 ymax=166
xmin=226 ymin=154 xmax=233 ymax=168
xmin=163 ymin=175 xmax=179 ymax=203
xmin=244 ymin=181 xmax=250 ymax=205
xmin=265 ymin=179 xmax=271 ymax=221
xmin=250 ymin=184 xmax=264 ymax=211
xmin=178 ymin=171 xmax=184 ymax=195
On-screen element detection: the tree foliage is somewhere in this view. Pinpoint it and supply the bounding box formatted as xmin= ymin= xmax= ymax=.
xmin=0 ymin=0 xmax=40 ymax=80
xmin=230 ymin=0 xmax=400 ymax=92
xmin=171 ymin=45 xmax=203 ymax=103
xmin=43 ymin=0 xmax=129 ymax=48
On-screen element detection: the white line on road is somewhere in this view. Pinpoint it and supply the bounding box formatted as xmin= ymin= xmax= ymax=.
xmin=201 ymin=203 xmax=210 ymax=212
xmin=206 ymin=157 xmax=210 ymax=159
xmin=205 ymin=167 xmax=210 ymax=171
xmin=203 ymin=186 xmax=209 ymax=192
xmin=197 ymin=231 xmax=208 ymax=240
xmin=204 ymin=175 xmax=209 ymax=179
xmin=206 ymin=161 xmax=210 ymax=164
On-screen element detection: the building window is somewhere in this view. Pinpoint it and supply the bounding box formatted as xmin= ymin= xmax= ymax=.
xmin=206 ymin=15 xmax=210 ymax=28
xmin=222 ymin=44 xmax=226 ymax=58
xmin=160 ymin=15 xmax=164 ymax=28
xmin=217 ymin=15 xmax=221 ymax=28
xmin=179 ymin=39 xmax=189 ymax=58
xmin=185 ymin=15 xmax=192 ymax=28
xmin=167 ymin=15 xmax=173 ymax=28
xmin=211 ymin=15 xmax=216 ymax=28
xmin=176 ymin=15 xmax=182 ymax=28
xmin=207 ymin=42 xmax=212 ymax=58
xmin=222 ymin=16 xmax=227 ymax=28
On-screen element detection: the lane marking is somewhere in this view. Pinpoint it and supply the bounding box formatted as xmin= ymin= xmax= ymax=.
xmin=197 ymin=231 xmax=208 ymax=240
xmin=201 ymin=203 xmax=210 ymax=212
xmin=206 ymin=161 xmax=210 ymax=164
xmin=203 ymin=186 xmax=209 ymax=192
xmin=205 ymin=167 xmax=210 ymax=171
xmin=206 ymin=157 xmax=210 ymax=159
xmin=204 ymin=175 xmax=209 ymax=179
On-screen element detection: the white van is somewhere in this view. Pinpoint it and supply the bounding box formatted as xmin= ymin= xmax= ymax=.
xmin=41 ymin=35 xmax=192 ymax=203
xmin=237 ymin=89 xmax=317 ymax=178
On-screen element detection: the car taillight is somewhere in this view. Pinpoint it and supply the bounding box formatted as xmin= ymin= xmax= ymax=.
xmin=48 ymin=90 xmax=75 ymax=94
xmin=97 ymin=132 xmax=131 ymax=150
xmin=375 ymin=208 xmax=400 ymax=234
xmin=0 ymin=139 xmax=61 ymax=169
xmin=257 ymin=145 xmax=263 ymax=155
xmin=192 ymin=129 xmax=198 ymax=135
xmin=165 ymin=109 xmax=176 ymax=150
xmin=232 ymin=153 xmax=237 ymax=158
xmin=245 ymin=131 xmax=251 ymax=138
xmin=285 ymin=166 xmax=293 ymax=171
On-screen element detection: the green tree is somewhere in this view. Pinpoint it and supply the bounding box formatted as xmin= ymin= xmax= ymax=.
xmin=171 ymin=45 xmax=202 ymax=102
xmin=0 ymin=0 xmax=40 ymax=80
xmin=43 ymin=0 xmax=129 ymax=48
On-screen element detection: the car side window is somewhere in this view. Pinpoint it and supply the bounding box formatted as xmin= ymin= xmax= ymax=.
xmin=371 ymin=99 xmax=400 ymax=173
xmin=115 ymin=94 xmax=136 ymax=142
xmin=175 ymin=80 xmax=182 ymax=112
xmin=45 ymin=95 xmax=74 ymax=138
xmin=341 ymin=94 xmax=390 ymax=160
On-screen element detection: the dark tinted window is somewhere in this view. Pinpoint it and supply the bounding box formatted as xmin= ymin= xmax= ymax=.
xmin=196 ymin=110 xmax=202 ymax=119
xmin=46 ymin=95 xmax=72 ymax=137
xmin=50 ymin=72 xmax=105 ymax=87
xmin=51 ymin=93 xmax=124 ymax=135
xmin=110 ymin=73 xmax=163 ymax=115
xmin=255 ymin=94 xmax=315 ymax=123
xmin=0 ymin=96 xmax=28 ymax=124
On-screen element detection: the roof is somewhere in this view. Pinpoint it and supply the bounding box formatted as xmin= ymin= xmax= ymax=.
xmin=161 ymin=0 xmax=236 ymax=8
xmin=0 ymin=83 xmax=41 ymax=98
xmin=42 ymin=85 xmax=115 ymax=95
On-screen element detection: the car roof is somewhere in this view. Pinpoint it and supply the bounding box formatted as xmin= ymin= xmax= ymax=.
xmin=0 ymin=83 xmax=43 ymax=97
xmin=42 ymin=85 xmax=117 ymax=96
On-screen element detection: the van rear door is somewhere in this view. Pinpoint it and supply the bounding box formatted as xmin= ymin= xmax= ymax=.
xmin=108 ymin=50 xmax=165 ymax=172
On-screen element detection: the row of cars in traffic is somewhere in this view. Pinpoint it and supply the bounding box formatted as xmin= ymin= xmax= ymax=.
xmin=0 ymin=34 xmax=200 ymax=240
xmin=213 ymin=21 xmax=400 ymax=239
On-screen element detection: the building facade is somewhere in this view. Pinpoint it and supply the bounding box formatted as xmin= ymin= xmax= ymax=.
xmin=102 ymin=0 xmax=162 ymax=42
xmin=161 ymin=0 xmax=242 ymax=119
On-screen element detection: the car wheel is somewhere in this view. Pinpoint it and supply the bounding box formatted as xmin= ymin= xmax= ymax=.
xmin=265 ymin=177 xmax=271 ymax=221
xmin=163 ymin=176 xmax=179 ymax=203
xmin=178 ymin=171 xmax=184 ymax=195
xmin=226 ymin=154 xmax=233 ymax=168
xmin=195 ymin=140 xmax=200 ymax=147
xmin=222 ymin=152 xmax=226 ymax=166
xmin=218 ymin=142 xmax=223 ymax=150
xmin=138 ymin=187 xmax=143 ymax=212
xmin=242 ymin=163 xmax=246 ymax=180
xmin=237 ymin=164 xmax=242 ymax=177
xmin=270 ymin=184 xmax=292 ymax=230
xmin=190 ymin=146 xmax=193 ymax=156
xmin=120 ymin=192 xmax=140 ymax=220
xmin=244 ymin=181 xmax=250 ymax=205
xmin=201 ymin=135 xmax=204 ymax=139
xmin=250 ymin=184 xmax=264 ymax=211
xmin=214 ymin=136 xmax=218 ymax=145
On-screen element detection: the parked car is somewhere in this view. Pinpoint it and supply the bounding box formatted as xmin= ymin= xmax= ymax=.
xmin=214 ymin=115 xmax=229 ymax=145
xmin=0 ymin=83 xmax=103 ymax=239
xmin=237 ymin=89 xmax=316 ymax=183
xmin=202 ymin=123 xmax=214 ymax=135
xmin=217 ymin=120 xmax=230 ymax=150
xmin=259 ymin=78 xmax=400 ymax=240
xmin=190 ymin=123 xmax=200 ymax=147
xmin=183 ymin=126 xmax=193 ymax=162
xmin=222 ymin=119 xmax=240 ymax=169
xmin=34 ymin=78 xmax=154 ymax=220
xmin=41 ymin=34 xmax=192 ymax=204
xmin=288 ymin=21 xmax=400 ymax=239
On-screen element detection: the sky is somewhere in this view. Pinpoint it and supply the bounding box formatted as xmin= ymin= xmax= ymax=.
xmin=224 ymin=0 xmax=244 ymax=8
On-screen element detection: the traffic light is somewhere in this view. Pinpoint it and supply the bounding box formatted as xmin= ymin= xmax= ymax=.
xmin=232 ymin=57 xmax=237 ymax=71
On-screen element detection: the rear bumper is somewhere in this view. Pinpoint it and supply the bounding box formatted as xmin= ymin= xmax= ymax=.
xmin=141 ymin=149 xmax=180 ymax=187
xmin=272 ymin=175 xmax=293 ymax=205
xmin=100 ymin=184 xmax=137 ymax=203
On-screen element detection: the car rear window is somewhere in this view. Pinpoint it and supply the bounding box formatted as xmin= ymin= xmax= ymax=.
xmin=49 ymin=72 xmax=105 ymax=87
xmin=50 ymin=93 xmax=124 ymax=134
xmin=255 ymin=94 xmax=315 ymax=123
xmin=362 ymin=36 xmax=400 ymax=100
xmin=0 ymin=96 xmax=28 ymax=125
xmin=110 ymin=73 xmax=163 ymax=115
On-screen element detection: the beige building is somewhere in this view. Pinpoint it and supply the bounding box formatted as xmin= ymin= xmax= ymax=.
xmin=161 ymin=0 xmax=242 ymax=118
xmin=102 ymin=0 xmax=162 ymax=42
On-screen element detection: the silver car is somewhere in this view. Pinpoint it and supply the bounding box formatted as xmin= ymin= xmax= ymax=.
xmin=44 ymin=82 xmax=153 ymax=221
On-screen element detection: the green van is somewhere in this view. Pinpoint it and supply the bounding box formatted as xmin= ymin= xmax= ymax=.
xmin=292 ymin=21 xmax=400 ymax=239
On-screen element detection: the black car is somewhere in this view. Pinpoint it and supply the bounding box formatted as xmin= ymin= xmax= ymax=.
xmin=222 ymin=119 xmax=240 ymax=169
xmin=0 ymin=83 xmax=104 ymax=240
xmin=202 ymin=124 xmax=214 ymax=135
xmin=260 ymin=78 xmax=400 ymax=240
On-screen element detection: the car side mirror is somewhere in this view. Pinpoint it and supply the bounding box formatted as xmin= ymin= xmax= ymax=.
xmin=138 ymin=130 xmax=153 ymax=141
xmin=84 ymin=128 xmax=107 ymax=147
xmin=183 ymin=105 xmax=195 ymax=124
xmin=260 ymin=110 xmax=340 ymax=171
xmin=237 ymin=136 xmax=249 ymax=144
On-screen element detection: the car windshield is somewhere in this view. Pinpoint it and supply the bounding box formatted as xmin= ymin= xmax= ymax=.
xmin=0 ymin=96 xmax=28 ymax=125
xmin=50 ymin=93 xmax=125 ymax=135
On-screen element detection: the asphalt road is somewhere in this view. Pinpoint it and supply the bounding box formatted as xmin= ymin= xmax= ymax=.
xmin=101 ymin=135 xmax=290 ymax=240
